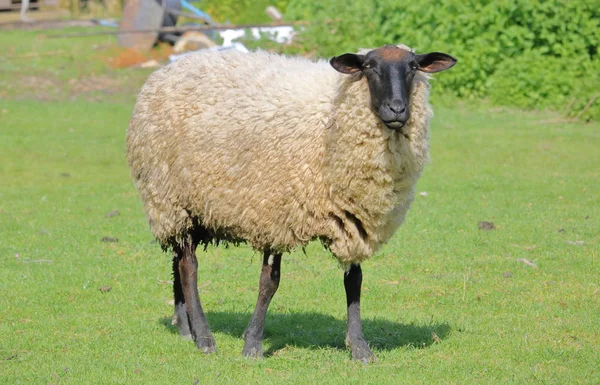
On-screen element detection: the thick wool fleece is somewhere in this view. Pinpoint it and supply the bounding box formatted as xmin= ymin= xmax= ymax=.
xmin=127 ymin=47 xmax=432 ymax=264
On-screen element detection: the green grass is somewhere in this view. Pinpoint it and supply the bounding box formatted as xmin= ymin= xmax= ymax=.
xmin=1 ymin=29 xmax=599 ymax=384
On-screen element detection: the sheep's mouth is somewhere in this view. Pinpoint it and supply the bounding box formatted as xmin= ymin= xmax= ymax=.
xmin=383 ymin=120 xmax=405 ymax=130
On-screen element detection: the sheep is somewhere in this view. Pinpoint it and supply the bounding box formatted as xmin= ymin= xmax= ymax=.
xmin=126 ymin=44 xmax=456 ymax=362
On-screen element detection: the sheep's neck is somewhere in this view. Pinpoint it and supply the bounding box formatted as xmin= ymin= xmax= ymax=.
xmin=325 ymin=75 xmax=431 ymax=232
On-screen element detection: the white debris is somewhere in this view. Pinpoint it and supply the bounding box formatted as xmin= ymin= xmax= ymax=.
xmin=169 ymin=42 xmax=250 ymax=62
xmin=219 ymin=26 xmax=296 ymax=46
xmin=265 ymin=6 xmax=284 ymax=22
xmin=168 ymin=26 xmax=297 ymax=63
xmin=517 ymin=258 xmax=538 ymax=268
xmin=139 ymin=59 xmax=161 ymax=68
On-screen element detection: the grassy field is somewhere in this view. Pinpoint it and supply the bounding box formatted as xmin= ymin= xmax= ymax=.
xmin=1 ymin=29 xmax=599 ymax=384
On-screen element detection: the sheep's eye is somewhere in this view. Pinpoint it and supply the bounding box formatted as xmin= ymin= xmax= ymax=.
xmin=364 ymin=63 xmax=380 ymax=74
xmin=410 ymin=62 xmax=419 ymax=71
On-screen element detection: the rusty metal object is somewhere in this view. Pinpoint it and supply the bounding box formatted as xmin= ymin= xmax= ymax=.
xmin=118 ymin=0 xmax=165 ymax=51
xmin=0 ymin=0 xmax=13 ymax=10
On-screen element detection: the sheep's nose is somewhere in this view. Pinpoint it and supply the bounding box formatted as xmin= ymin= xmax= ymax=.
xmin=387 ymin=102 xmax=406 ymax=115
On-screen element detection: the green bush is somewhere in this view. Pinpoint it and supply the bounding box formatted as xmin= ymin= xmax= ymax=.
xmin=488 ymin=51 xmax=600 ymax=119
xmin=286 ymin=0 xmax=600 ymax=120
xmin=193 ymin=0 xmax=290 ymax=24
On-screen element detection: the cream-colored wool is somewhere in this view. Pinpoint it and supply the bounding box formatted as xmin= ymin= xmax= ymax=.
xmin=127 ymin=46 xmax=433 ymax=264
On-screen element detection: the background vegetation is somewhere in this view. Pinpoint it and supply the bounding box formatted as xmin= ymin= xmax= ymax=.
xmin=196 ymin=0 xmax=599 ymax=121
xmin=284 ymin=0 xmax=600 ymax=121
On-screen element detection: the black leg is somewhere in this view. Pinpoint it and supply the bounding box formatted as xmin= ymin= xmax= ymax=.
xmin=344 ymin=263 xmax=374 ymax=362
xmin=175 ymin=238 xmax=216 ymax=353
xmin=172 ymin=255 xmax=191 ymax=339
xmin=242 ymin=250 xmax=282 ymax=358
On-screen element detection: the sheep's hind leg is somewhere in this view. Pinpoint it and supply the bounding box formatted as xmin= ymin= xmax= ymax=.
xmin=242 ymin=250 xmax=282 ymax=358
xmin=344 ymin=263 xmax=374 ymax=363
xmin=175 ymin=238 xmax=216 ymax=353
xmin=172 ymin=255 xmax=192 ymax=339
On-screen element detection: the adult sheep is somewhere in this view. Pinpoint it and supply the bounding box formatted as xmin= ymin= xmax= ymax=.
xmin=126 ymin=44 xmax=456 ymax=362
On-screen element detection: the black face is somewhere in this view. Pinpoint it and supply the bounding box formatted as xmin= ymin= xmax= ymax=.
xmin=330 ymin=45 xmax=457 ymax=132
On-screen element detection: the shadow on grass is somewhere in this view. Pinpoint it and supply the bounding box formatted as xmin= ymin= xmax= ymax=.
xmin=159 ymin=311 xmax=450 ymax=356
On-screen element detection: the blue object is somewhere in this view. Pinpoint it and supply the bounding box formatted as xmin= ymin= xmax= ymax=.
xmin=180 ymin=0 xmax=213 ymax=22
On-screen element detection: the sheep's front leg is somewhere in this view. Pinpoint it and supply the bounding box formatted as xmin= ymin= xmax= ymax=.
xmin=344 ymin=263 xmax=374 ymax=362
xmin=175 ymin=240 xmax=216 ymax=353
xmin=242 ymin=250 xmax=282 ymax=358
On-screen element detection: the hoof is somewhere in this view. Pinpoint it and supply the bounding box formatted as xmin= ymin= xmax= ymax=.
xmin=201 ymin=345 xmax=217 ymax=354
xmin=173 ymin=312 xmax=192 ymax=340
xmin=195 ymin=335 xmax=217 ymax=353
xmin=242 ymin=339 xmax=263 ymax=358
xmin=347 ymin=337 xmax=375 ymax=363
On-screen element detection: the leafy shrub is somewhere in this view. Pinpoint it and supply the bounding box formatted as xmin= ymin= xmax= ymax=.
xmin=192 ymin=0 xmax=290 ymax=24
xmin=285 ymin=0 xmax=600 ymax=120
xmin=489 ymin=51 xmax=600 ymax=121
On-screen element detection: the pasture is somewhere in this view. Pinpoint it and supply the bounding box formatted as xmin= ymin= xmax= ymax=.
xmin=1 ymin=29 xmax=598 ymax=384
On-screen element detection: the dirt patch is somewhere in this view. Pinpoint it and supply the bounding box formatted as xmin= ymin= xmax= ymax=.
xmin=3 ymin=41 xmax=161 ymax=101
xmin=20 ymin=75 xmax=61 ymax=90
xmin=106 ymin=49 xmax=150 ymax=68
xmin=5 ymin=71 xmax=147 ymax=102
xmin=104 ymin=44 xmax=173 ymax=69
xmin=69 ymin=74 xmax=123 ymax=94
xmin=3 ymin=74 xmax=63 ymax=101
xmin=478 ymin=221 xmax=495 ymax=230
xmin=9 ymin=73 xmax=123 ymax=100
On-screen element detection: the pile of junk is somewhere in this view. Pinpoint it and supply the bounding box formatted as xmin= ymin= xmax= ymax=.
xmin=115 ymin=0 xmax=299 ymax=62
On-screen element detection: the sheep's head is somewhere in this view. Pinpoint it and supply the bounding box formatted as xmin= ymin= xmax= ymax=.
xmin=330 ymin=45 xmax=456 ymax=132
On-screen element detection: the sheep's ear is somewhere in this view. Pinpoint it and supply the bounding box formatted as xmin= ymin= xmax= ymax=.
xmin=330 ymin=54 xmax=365 ymax=74
xmin=415 ymin=52 xmax=457 ymax=73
